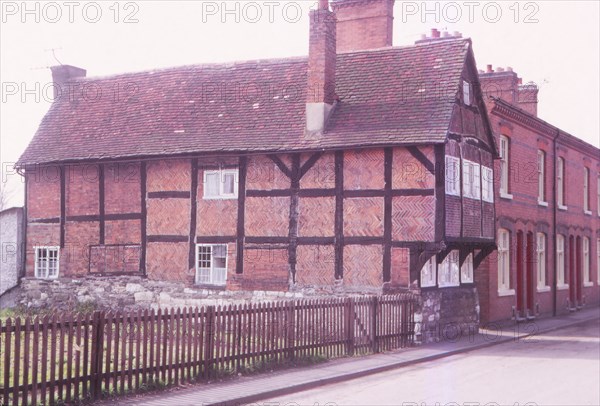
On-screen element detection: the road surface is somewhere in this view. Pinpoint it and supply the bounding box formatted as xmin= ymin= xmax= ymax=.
xmin=260 ymin=318 xmax=600 ymax=406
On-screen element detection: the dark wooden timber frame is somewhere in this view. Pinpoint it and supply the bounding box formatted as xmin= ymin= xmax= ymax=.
xmin=42 ymin=143 xmax=497 ymax=285
xmin=235 ymin=156 xmax=247 ymax=274
xmin=60 ymin=166 xmax=66 ymax=248
xmin=140 ymin=162 xmax=147 ymax=275
xmin=98 ymin=164 xmax=105 ymax=245
xmin=188 ymin=159 xmax=199 ymax=269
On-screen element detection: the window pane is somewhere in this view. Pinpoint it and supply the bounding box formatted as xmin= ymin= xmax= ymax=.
xmin=223 ymin=173 xmax=235 ymax=195
xmin=205 ymin=173 xmax=220 ymax=197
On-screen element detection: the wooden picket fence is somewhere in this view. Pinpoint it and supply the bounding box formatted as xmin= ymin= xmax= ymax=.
xmin=0 ymin=294 xmax=417 ymax=405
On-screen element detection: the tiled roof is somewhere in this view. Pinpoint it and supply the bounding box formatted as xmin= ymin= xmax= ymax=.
xmin=17 ymin=39 xmax=471 ymax=166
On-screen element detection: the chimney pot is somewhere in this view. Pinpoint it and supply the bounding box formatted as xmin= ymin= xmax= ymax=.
xmin=486 ymin=64 xmax=493 ymax=73
xmin=442 ymin=31 xmax=450 ymax=38
xmin=497 ymin=67 xmax=505 ymax=72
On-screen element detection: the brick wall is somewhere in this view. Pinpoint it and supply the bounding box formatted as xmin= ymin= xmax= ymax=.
xmin=478 ymin=101 xmax=600 ymax=323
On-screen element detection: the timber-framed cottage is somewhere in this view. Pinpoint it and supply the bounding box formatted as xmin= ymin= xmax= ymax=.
xmin=17 ymin=0 xmax=498 ymax=333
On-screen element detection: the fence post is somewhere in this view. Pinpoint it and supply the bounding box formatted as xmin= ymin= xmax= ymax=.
xmin=344 ymin=298 xmax=355 ymax=356
xmin=371 ymin=296 xmax=379 ymax=353
xmin=90 ymin=311 xmax=105 ymax=400
xmin=204 ymin=306 xmax=215 ymax=379
xmin=287 ymin=301 xmax=295 ymax=360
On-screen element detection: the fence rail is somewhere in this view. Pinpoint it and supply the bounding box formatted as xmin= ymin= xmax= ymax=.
xmin=0 ymin=294 xmax=417 ymax=405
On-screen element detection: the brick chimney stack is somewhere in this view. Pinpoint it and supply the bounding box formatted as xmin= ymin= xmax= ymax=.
xmin=479 ymin=65 xmax=539 ymax=117
xmin=331 ymin=0 xmax=395 ymax=52
xmin=306 ymin=0 xmax=337 ymax=133
xmin=50 ymin=65 xmax=86 ymax=101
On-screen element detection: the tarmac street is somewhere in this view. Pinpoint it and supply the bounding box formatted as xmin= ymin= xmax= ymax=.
xmin=261 ymin=318 xmax=600 ymax=406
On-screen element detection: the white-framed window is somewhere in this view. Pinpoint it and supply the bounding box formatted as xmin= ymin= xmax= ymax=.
xmin=445 ymin=155 xmax=461 ymax=196
xmin=482 ymin=166 xmax=494 ymax=203
xmin=438 ymin=250 xmax=460 ymax=288
xmin=584 ymin=167 xmax=591 ymax=213
xmin=537 ymin=150 xmax=546 ymax=204
xmin=420 ymin=257 xmax=436 ymax=288
xmin=196 ymin=244 xmax=228 ymax=286
xmin=499 ymin=136 xmax=510 ymax=196
xmin=536 ymin=233 xmax=547 ymax=290
xmin=462 ymin=159 xmax=481 ymax=200
xmin=498 ymin=229 xmax=511 ymax=292
xmin=461 ymin=252 xmax=474 ymax=283
xmin=583 ymin=237 xmax=591 ymax=285
xmin=463 ymin=80 xmax=471 ymax=106
xmin=557 ymin=234 xmax=567 ymax=288
xmin=557 ymin=157 xmax=566 ymax=209
xmin=34 ymin=246 xmax=60 ymax=279
xmin=203 ymin=168 xmax=238 ymax=199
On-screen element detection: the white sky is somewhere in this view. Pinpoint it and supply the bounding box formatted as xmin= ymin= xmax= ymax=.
xmin=1 ymin=0 xmax=599 ymax=207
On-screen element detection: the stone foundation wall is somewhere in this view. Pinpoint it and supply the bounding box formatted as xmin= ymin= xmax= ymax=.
xmin=417 ymin=286 xmax=480 ymax=343
xmin=15 ymin=276 xmax=385 ymax=312
xmin=16 ymin=276 xmax=306 ymax=312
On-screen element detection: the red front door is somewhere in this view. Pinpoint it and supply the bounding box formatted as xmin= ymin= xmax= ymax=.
xmin=526 ymin=232 xmax=535 ymax=316
xmin=569 ymin=236 xmax=577 ymax=309
xmin=516 ymin=231 xmax=524 ymax=316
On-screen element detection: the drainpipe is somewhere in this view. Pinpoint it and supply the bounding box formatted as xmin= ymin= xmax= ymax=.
xmin=552 ymin=130 xmax=559 ymax=317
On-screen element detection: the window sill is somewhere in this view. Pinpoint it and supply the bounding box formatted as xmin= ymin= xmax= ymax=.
xmin=557 ymin=284 xmax=569 ymax=291
xmin=439 ymin=284 xmax=461 ymax=289
xmin=499 ymin=192 xmax=513 ymax=200
xmin=558 ymin=205 xmax=568 ymax=211
xmin=194 ymin=283 xmax=227 ymax=290
xmin=583 ymin=282 xmax=594 ymax=287
xmin=538 ymin=201 xmax=548 ymax=207
xmin=584 ymin=210 xmax=592 ymax=216
xmin=498 ymin=289 xmax=515 ymax=297
xmin=537 ymin=286 xmax=551 ymax=293
xmin=203 ymin=196 xmax=238 ymax=201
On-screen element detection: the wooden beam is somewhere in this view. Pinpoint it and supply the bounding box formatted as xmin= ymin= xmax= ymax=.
xmin=140 ymin=162 xmax=147 ymax=275
xmin=299 ymin=151 xmax=324 ymax=179
xmin=148 ymin=191 xmax=191 ymax=199
xmin=288 ymin=154 xmax=301 ymax=281
xmin=60 ymin=166 xmax=66 ymax=248
xmin=407 ymin=146 xmax=435 ymax=174
xmin=383 ymin=148 xmax=393 ymax=283
xmin=434 ymin=144 xmax=446 ymax=242
xmin=99 ymin=163 xmax=105 ymax=245
xmin=236 ymin=156 xmax=247 ymax=274
xmin=188 ymin=159 xmax=199 ymax=269
xmin=268 ymin=154 xmax=292 ymax=179
xmin=334 ymin=151 xmax=344 ymax=279
xmin=147 ymin=235 xmax=189 ymax=243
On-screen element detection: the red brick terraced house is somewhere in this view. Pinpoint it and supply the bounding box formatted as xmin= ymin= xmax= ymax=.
xmin=17 ymin=0 xmax=498 ymax=337
xmin=477 ymin=66 xmax=600 ymax=323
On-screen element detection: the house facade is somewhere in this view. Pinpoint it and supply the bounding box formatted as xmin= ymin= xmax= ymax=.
xmin=0 ymin=207 xmax=24 ymax=296
xmin=476 ymin=66 xmax=600 ymax=322
xmin=16 ymin=0 xmax=497 ymax=335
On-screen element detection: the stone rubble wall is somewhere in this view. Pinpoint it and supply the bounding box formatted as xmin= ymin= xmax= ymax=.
xmin=416 ymin=286 xmax=480 ymax=344
xmin=15 ymin=276 xmax=382 ymax=312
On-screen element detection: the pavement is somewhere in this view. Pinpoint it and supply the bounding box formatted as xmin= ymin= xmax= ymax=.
xmin=99 ymin=306 xmax=600 ymax=406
